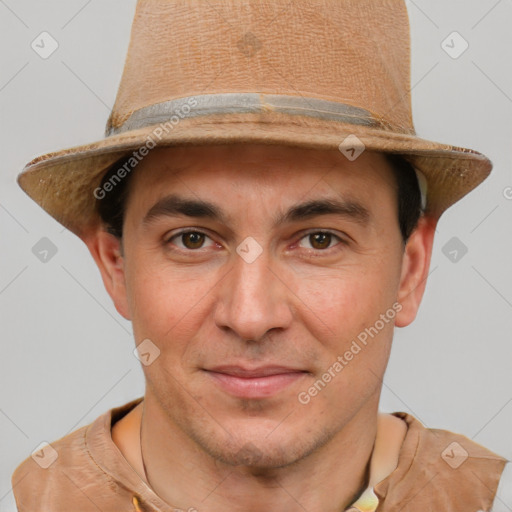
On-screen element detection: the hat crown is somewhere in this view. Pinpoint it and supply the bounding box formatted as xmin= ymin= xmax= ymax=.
xmin=17 ymin=0 xmax=492 ymax=240
xmin=107 ymin=0 xmax=414 ymax=135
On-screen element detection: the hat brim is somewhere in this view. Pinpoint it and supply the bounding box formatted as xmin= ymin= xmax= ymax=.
xmin=17 ymin=112 xmax=491 ymax=241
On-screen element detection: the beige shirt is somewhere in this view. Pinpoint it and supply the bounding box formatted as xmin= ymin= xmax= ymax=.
xmin=11 ymin=396 xmax=508 ymax=511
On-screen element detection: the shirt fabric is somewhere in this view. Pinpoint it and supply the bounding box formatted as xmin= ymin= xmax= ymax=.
xmin=11 ymin=396 xmax=509 ymax=511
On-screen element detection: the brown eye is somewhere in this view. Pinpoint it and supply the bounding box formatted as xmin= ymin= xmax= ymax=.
xmin=309 ymin=232 xmax=332 ymax=250
xmin=167 ymin=230 xmax=218 ymax=251
xmin=181 ymin=232 xmax=205 ymax=249
xmin=298 ymin=231 xmax=343 ymax=251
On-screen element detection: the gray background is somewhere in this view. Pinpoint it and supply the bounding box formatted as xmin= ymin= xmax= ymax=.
xmin=1 ymin=1 xmax=511 ymax=510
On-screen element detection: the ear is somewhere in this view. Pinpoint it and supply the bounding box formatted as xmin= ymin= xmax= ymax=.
xmin=395 ymin=215 xmax=437 ymax=328
xmin=84 ymin=229 xmax=131 ymax=320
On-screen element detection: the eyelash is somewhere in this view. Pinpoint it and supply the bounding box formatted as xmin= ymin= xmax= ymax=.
xmin=165 ymin=229 xmax=219 ymax=251
xmin=164 ymin=228 xmax=348 ymax=254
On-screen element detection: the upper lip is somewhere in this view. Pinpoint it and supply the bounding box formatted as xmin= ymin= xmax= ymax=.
xmin=205 ymin=365 xmax=307 ymax=378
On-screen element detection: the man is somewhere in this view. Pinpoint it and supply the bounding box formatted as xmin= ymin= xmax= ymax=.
xmin=11 ymin=0 xmax=510 ymax=511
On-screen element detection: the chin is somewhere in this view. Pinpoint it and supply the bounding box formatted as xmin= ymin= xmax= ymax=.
xmin=187 ymin=419 xmax=337 ymax=470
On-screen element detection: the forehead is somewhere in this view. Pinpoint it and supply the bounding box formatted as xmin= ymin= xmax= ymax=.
xmin=126 ymin=144 xmax=396 ymax=205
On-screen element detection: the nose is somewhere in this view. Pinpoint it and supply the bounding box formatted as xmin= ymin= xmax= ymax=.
xmin=213 ymin=247 xmax=293 ymax=342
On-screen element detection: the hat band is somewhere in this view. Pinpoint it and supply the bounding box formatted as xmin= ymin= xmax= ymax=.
xmin=107 ymin=93 xmax=384 ymax=136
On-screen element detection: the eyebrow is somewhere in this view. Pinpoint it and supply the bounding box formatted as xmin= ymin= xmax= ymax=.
xmin=143 ymin=195 xmax=228 ymax=226
xmin=142 ymin=194 xmax=371 ymax=227
xmin=278 ymin=198 xmax=370 ymax=226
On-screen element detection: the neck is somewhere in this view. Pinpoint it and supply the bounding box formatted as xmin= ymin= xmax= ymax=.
xmin=140 ymin=392 xmax=381 ymax=512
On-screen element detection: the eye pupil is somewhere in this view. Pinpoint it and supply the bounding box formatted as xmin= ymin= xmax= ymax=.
xmin=183 ymin=232 xmax=205 ymax=249
xmin=310 ymin=232 xmax=331 ymax=249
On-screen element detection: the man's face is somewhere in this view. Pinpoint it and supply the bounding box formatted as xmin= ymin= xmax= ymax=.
xmin=106 ymin=144 xmax=422 ymax=468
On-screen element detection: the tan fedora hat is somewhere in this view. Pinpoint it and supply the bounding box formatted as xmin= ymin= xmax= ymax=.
xmin=17 ymin=0 xmax=491 ymax=242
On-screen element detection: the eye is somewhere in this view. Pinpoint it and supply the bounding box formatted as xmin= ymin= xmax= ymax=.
xmin=167 ymin=230 xmax=216 ymax=250
xmin=298 ymin=231 xmax=343 ymax=250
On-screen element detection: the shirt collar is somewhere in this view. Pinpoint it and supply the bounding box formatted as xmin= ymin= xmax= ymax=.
xmin=345 ymin=412 xmax=410 ymax=511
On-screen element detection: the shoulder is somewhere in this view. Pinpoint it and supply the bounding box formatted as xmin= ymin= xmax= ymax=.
xmin=11 ymin=397 xmax=144 ymax=512
xmin=374 ymin=412 xmax=509 ymax=511
xmin=393 ymin=412 xmax=508 ymax=467
xmin=11 ymin=422 xmax=104 ymax=511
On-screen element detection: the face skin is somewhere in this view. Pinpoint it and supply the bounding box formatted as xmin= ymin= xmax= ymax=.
xmin=88 ymin=144 xmax=436 ymax=512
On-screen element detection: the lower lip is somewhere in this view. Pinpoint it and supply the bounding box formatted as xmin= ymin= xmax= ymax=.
xmin=206 ymin=371 xmax=306 ymax=399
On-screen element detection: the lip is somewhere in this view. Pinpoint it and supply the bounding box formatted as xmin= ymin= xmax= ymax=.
xmin=204 ymin=365 xmax=308 ymax=399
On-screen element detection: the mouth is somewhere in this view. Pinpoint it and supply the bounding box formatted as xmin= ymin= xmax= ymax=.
xmin=203 ymin=365 xmax=309 ymax=399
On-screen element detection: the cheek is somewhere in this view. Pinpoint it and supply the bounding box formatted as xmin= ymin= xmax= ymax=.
xmin=290 ymin=258 xmax=401 ymax=346
xmin=125 ymin=254 xmax=216 ymax=348
xmin=295 ymin=268 xmax=398 ymax=416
